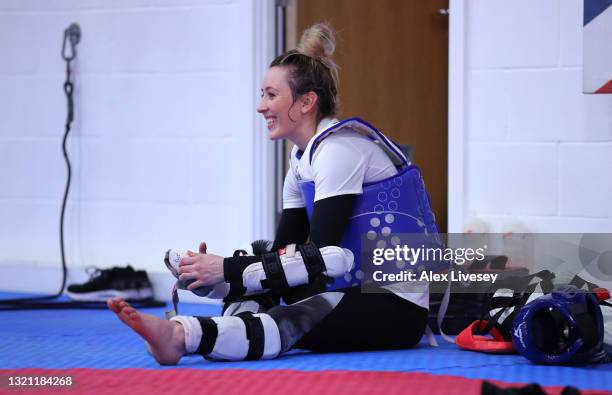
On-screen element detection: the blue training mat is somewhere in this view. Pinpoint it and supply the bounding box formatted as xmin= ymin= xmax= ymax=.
xmin=0 ymin=292 xmax=610 ymax=390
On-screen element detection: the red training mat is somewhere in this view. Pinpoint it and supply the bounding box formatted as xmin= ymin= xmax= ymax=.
xmin=1 ymin=368 xmax=610 ymax=395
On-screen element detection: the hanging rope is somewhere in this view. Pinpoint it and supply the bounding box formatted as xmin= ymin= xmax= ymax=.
xmin=0 ymin=25 xmax=164 ymax=310
xmin=58 ymin=23 xmax=81 ymax=300
xmin=0 ymin=24 xmax=81 ymax=307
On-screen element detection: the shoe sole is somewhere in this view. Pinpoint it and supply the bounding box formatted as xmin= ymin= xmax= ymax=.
xmin=164 ymin=249 xmax=180 ymax=277
xmin=66 ymin=288 xmax=154 ymax=302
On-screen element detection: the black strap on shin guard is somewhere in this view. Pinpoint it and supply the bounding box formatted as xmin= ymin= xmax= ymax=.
xmin=195 ymin=317 xmax=218 ymax=356
xmin=224 ymin=256 xmax=260 ymax=299
xmin=297 ymin=242 xmax=327 ymax=282
xmin=260 ymin=252 xmax=290 ymax=291
xmin=236 ymin=312 xmax=265 ymax=360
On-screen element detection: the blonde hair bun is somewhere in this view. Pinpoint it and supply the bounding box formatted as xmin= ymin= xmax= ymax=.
xmin=297 ymin=22 xmax=336 ymax=60
xmin=269 ymin=22 xmax=340 ymax=119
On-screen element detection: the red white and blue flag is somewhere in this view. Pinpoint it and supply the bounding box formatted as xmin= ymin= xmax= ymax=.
xmin=584 ymin=0 xmax=612 ymax=93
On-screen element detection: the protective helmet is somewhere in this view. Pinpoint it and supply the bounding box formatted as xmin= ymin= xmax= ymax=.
xmin=511 ymin=285 xmax=608 ymax=364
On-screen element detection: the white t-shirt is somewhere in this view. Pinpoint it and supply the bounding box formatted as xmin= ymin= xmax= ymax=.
xmin=282 ymin=118 xmax=429 ymax=309
xmin=283 ymin=118 xmax=397 ymax=208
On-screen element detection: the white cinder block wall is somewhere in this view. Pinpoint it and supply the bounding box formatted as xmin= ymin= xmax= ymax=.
xmin=3 ymin=0 xmax=610 ymax=296
xmin=0 ymin=0 xmax=275 ymax=295
xmin=460 ymin=0 xmax=612 ymax=233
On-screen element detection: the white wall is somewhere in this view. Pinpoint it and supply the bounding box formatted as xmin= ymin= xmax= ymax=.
xmin=0 ymin=0 xmax=275 ymax=287
xmin=454 ymin=0 xmax=612 ymax=233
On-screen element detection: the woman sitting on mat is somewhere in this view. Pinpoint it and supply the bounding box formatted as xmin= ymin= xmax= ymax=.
xmin=108 ymin=22 xmax=429 ymax=364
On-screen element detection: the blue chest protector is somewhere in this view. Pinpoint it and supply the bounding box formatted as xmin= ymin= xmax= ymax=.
xmin=298 ymin=118 xmax=444 ymax=290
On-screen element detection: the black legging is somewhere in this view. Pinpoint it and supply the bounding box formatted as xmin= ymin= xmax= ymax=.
xmin=195 ymin=286 xmax=427 ymax=360
xmin=290 ymin=287 xmax=427 ymax=352
xmin=219 ymin=194 xmax=428 ymax=354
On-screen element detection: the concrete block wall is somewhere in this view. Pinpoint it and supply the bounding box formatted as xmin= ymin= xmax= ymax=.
xmin=463 ymin=0 xmax=612 ymax=233
xmin=0 ymin=0 xmax=275 ymax=295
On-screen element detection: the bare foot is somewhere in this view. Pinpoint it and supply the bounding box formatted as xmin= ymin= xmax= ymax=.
xmin=107 ymin=298 xmax=186 ymax=365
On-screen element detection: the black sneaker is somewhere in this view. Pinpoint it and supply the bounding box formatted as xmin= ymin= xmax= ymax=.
xmin=66 ymin=265 xmax=154 ymax=302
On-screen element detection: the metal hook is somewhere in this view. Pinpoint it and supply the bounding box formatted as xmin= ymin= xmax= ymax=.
xmin=62 ymin=23 xmax=81 ymax=61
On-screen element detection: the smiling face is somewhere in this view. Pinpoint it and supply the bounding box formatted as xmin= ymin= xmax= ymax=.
xmin=256 ymin=66 xmax=300 ymax=141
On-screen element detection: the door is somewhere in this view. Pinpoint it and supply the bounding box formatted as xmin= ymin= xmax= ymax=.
xmin=290 ymin=0 xmax=449 ymax=231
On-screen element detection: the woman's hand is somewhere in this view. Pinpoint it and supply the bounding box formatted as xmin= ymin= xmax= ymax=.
xmin=178 ymin=243 xmax=224 ymax=289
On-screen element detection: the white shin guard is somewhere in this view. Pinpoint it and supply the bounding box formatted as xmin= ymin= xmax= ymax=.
xmin=170 ymin=315 xmax=202 ymax=354
xmin=220 ymin=245 xmax=353 ymax=299
xmin=171 ymin=313 xmax=281 ymax=361
xmin=166 ymin=245 xmax=353 ymax=302
xmin=241 ymin=246 xmax=353 ymax=293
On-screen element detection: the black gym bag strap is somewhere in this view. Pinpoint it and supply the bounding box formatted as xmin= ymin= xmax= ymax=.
xmin=195 ymin=317 xmax=218 ymax=356
xmin=236 ymin=312 xmax=265 ymax=360
xmin=567 ymin=275 xmax=612 ymax=307
xmin=297 ymin=242 xmax=327 ymax=282
xmin=569 ymin=274 xmax=601 ymax=292
xmin=260 ymin=252 xmax=289 ymax=290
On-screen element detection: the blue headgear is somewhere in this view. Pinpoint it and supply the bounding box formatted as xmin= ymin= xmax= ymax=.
xmin=511 ymin=285 xmax=608 ymax=365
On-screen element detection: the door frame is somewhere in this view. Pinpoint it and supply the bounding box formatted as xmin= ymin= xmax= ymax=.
xmin=252 ymin=0 xmax=277 ymax=240
xmin=448 ymin=0 xmax=466 ymax=232
xmin=275 ymin=0 xmax=466 ymax=233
